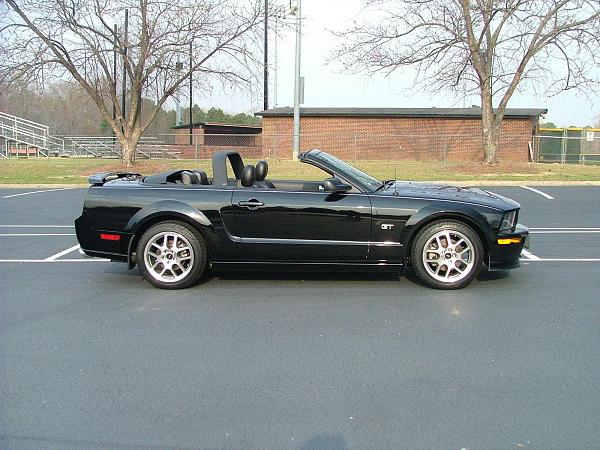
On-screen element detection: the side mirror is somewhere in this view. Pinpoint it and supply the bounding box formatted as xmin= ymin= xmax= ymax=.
xmin=323 ymin=177 xmax=352 ymax=193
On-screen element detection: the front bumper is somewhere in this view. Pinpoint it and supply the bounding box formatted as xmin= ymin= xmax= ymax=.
xmin=488 ymin=223 xmax=529 ymax=271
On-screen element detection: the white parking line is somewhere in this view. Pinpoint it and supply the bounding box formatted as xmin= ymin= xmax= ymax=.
xmin=0 ymin=225 xmax=74 ymax=228
xmin=44 ymin=244 xmax=81 ymax=261
xmin=520 ymin=186 xmax=554 ymax=199
xmin=0 ymin=259 xmax=109 ymax=263
xmin=521 ymin=249 xmax=541 ymax=260
xmin=530 ymin=227 xmax=600 ymax=230
xmin=531 ymin=230 xmax=600 ymax=234
xmin=529 ymin=227 xmax=600 ymax=234
xmin=0 ymin=233 xmax=76 ymax=236
xmin=520 ymin=258 xmax=600 ymax=262
xmin=1 ymin=188 xmax=73 ymax=199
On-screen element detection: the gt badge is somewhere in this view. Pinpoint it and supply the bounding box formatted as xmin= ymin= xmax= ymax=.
xmin=381 ymin=224 xmax=394 ymax=230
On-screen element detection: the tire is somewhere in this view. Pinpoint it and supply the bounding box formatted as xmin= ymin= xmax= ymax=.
xmin=136 ymin=221 xmax=207 ymax=290
xmin=411 ymin=220 xmax=484 ymax=290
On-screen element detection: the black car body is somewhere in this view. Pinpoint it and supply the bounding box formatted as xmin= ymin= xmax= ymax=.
xmin=75 ymin=150 xmax=528 ymax=289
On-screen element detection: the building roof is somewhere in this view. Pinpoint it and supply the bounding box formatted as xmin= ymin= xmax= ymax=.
xmin=171 ymin=121 xmax=261 ymax=130
xmin=255 ymin=107 xmax=548 ymax=119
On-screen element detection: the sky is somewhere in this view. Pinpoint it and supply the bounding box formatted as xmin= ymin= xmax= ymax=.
xmin=199 ymin=0 xmax=600 ymax=127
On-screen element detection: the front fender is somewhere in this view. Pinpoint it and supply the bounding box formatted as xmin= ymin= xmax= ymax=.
xmin=401 ymin=204 xmax=494 ymax=250
xmin=125 ymin=200 xmax=214 ymax=269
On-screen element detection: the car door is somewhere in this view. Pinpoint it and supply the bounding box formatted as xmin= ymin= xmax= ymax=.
xmin=230 ymin=187 xmax=372 ymax=262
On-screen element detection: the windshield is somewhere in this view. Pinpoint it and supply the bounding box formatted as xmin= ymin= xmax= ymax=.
xmin=310 ymin=151 xmax=382 ymax=191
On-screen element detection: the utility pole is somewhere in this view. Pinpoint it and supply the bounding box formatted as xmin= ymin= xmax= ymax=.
xmin=121 ymin=8 xmax=128 ymax=134
xmin=175 ymin=60 xmax=183 ymax=126
xmin=189 ymin=41 xmax=193 ymax=145
xmin=292 ymin=0 xmax=301 ymax=160
xmin=263 ymin=0 xmax=268 ymax=111
xmin=274 ymin=16 xmax=278 ymax=107
xmin=112 ymin=24 xmax=117 ymax=139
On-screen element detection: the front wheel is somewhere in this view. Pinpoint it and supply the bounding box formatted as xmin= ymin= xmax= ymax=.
xmin=411 ymin=220 xmax=484 ymax=289
xmin=137 ymin=221 xmax=207 ymax=289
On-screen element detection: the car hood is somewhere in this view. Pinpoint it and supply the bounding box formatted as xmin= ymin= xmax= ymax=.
xmin=374 ymin=181 xmax=520 ymax=210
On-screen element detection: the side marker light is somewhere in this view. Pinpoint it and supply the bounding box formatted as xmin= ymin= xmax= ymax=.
xmin=100 ymin=233 xmax=121 ymax=241
xmin=497 ymin=237 xmax=522 ymax=245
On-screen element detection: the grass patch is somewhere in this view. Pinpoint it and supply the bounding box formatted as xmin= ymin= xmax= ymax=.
xmin=1 ymin=157 xmax=600 ymax=184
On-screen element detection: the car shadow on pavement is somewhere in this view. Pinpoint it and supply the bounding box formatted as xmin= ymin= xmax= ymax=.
xmin=204 ymin=270 xmax=403 ymax=284
xmin=108 ymin=262 xmax=510 ymax=288
xmin=401 ymin=266 xmax=511 ymax=288
xmin=477 ymin=268 xmax=511 ymax=281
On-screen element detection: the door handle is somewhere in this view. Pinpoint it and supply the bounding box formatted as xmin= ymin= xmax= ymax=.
xmin=237 ymin=199 xmax=264 ymax=209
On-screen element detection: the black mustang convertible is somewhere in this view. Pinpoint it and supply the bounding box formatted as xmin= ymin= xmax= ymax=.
xmin=75 ymin=150 xmax=528 ymax=290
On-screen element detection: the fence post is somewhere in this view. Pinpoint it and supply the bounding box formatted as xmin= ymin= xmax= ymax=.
xmin=580 ymin=129 xmax=584 ymax=165
xmin=561 ymin=129 xmax=566 ymax=164
xmin=443 ymin=137 xmax=448 ymax=165
xmin=528 ymin=140 xmax=534 ymax=163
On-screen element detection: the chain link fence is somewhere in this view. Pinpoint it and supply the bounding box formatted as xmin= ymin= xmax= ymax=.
xmin=261 ymin=132 xmax=531 ymax=162
xmin=36 ymin=132 xmax=531 ymax=162
xmin=534 ymin=128 xmax=600 ymax=165
xmin=8 ymin=130 xmax=600 ymax=165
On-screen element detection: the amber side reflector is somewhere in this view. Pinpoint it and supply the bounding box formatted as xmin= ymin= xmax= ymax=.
xmin=497 ymin=237 xmax=522 ymax=245
xmin=100 ymin=233 xmax=121 ymax=241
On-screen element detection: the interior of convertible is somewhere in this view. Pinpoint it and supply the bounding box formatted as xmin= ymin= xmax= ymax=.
xmin=141 ymin=150 xmax=344 ymax=192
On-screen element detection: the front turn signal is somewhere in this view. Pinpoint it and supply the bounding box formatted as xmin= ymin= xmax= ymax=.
xmin=497 ymin=237 xmax=522 ymax=245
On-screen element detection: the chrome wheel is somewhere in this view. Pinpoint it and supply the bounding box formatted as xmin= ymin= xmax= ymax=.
xmin=421 ymin=229 xmax=475 ymax=283
xmin=143 ymin=231 xmax=195 ymax=283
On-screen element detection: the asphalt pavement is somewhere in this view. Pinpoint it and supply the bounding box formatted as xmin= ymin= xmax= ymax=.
xmin=0 ymin=186 xmax=599 ymax=449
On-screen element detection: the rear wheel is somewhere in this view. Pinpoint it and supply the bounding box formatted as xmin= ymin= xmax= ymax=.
xmin=137 ymin=221 xmax=207 ymax=289
xmin=411 ymin=220 xmax=483 ymax=289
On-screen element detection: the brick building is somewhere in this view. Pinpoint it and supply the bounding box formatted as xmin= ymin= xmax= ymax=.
xmin=255 ymin=107 xmax=547 ymax=162
xmin=171 ymin=122 xmax=262 ymax=158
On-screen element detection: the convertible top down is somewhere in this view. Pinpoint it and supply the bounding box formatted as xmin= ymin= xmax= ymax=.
xmin=75 ymin=149 xmax=528 ymax=289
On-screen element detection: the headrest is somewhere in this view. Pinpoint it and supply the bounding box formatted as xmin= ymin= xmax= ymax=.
xmin=181 ymin=171 xmax=200 ymax=185
xmin=193 ymin=170 xmax=208 ymax=185
xmin=241 ymin=165 xmax=255 ymax=187
xmin=255 ymin=160 xmax=268 ymax=181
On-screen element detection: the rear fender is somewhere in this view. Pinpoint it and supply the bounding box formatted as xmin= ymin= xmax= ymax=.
xmin=125 ymin=200 xmax=214 ymax=269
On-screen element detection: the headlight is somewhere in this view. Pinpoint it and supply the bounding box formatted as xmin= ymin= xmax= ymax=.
xmin=499 ymin=210 xmax=518 ymax=232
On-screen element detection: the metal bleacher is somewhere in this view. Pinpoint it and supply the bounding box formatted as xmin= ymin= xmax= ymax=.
xmin=0 ymin=111 xmax=65 ymax=158
xmin=1 ymin=111 xmax=177 ymax=159
xmin=66 ymin=136 xmax=174 ymax=159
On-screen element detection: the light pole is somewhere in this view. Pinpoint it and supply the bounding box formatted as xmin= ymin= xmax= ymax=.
xmin=121 ymin=8 xmax=128 ymax=134
xmin=263 ymin=0 xmax=268 ymax=111
xmin=292 ymin=0 xmax=301 ymax=161
xmin=274 ymin=16 xmax=278 ymax=107
xmin=175 ymin=60 xmax=183 ymax=126
xmin=189 ymin=41 xmax=193 ymax=145
xmin=112 ymin=24 xmax=117 ymax=134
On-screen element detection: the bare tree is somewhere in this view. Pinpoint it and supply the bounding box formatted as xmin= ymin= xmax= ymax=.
xmin=1 ymin=0 xmax=271 ymax=166
xmin=333 ymin=0 xmax=600 ymax=164
xmin=0 ymin=80 xmax=108 ymax=135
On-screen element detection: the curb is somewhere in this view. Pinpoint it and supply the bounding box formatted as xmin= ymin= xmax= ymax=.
xmin=0 ymin=184 xmax=89 ymax=188
xmin=2 ymin=181 xmax=600 ymax=188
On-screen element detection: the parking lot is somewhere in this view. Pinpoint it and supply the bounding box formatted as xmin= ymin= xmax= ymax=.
xmin=1 ymin=186 xmax=599 ymax=449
